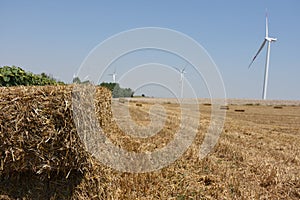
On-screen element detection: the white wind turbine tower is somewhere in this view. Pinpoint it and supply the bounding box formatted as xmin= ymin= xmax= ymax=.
xmin=108 ymin=69 xmax=117 ymax=83
xmin=248 ymin=12 xmax=277 ymax=100
xmin=176 ymin=66 xmax=187 ymax=98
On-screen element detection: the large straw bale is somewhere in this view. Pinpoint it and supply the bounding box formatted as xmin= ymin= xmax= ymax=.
xmin=0 ymin=85 xmax=112 ymax=176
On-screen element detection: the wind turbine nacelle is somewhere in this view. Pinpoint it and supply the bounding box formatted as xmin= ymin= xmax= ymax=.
xmin=265 ymin=37 xmax=277 ymax=42
xmin=272 ymin=38 xmax=277 ymax=42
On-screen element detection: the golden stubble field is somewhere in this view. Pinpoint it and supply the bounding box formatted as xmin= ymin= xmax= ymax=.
xmin=0 ymin=86 xmax=299 ymax=199
xmin=101 ymin=98 xmax=300 ymax=199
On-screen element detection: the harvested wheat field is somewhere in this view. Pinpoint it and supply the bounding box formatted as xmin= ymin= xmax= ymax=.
xmin=1 ymin=85 xmax=300 ymax=199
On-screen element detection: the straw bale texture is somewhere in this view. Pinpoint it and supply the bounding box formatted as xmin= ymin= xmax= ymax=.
xmin=0 ymin=85 xmax=111 ymax=176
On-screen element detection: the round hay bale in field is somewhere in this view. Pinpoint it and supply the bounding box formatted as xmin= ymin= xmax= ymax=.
xmin=273 ymin=106 xmax=283 ymax=109
xmin=220 ymin=105 xmax=229 ymax=110
xmin=234 ymin=109 xmax=245 ymax=112
xmin=0 ymin=85 xmax=112 ymax=177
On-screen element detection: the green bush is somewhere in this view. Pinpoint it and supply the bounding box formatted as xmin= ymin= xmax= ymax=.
xmin=0 ymin=66 xmax=64 ymax=86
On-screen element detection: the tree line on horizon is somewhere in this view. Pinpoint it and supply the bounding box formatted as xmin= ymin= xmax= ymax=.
xmin=0 ymin=65 xmax=134 ymax=98
xmin=73 ymin=77 xmax=134 ymax=98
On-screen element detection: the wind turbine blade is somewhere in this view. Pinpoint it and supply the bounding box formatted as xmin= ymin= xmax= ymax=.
xmin=83 ymin=75 xmax=89 ymax=81
xmin=248 ymin=40 xmax=267 ymax=68
xmin=265 ymin=12 xmax=269 ymax=37
xmin=175 ymin=67 xmax=181 ymax=72
xmin=183 ymin=62 xmax=189 ymax=71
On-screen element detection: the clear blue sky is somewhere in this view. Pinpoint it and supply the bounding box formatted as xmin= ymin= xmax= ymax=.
xmin=1 ymin=0 xmax=299 ymax=100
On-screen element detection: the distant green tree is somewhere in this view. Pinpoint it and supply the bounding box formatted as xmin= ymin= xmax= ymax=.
xmin=99 ymin=82 xmax=116 ymax=91
xmin=72 ymin=76 xmax=81 ymax=84
xmin=100 ymin=82 xmax=134 ymax=98
xmin=72 ymin=76 xmax=92 ymax=85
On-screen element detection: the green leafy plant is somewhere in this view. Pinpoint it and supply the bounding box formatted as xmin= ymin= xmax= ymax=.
xmin=0 ymin=66 xmax=64 ymax=86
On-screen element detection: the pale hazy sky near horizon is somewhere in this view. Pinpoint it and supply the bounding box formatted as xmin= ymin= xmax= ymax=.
xmin=1 ymin=0 xmax=300 ymax=100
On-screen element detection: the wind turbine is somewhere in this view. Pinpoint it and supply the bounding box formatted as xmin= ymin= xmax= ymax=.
xmin=248 ymin=12 xmax=277 ymax=100
xmin=176 ymin=66 xmax=187 ymax=98
xmin=108 ymin=68 xmax=117 ymax=83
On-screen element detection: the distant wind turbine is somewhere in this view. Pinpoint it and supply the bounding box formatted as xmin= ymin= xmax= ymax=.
xmin=176 ymin=66 xmax=187 ymax=98
xmin=248 ymin=12 xmax=277 ymax=100
xmin=72 ymin=73 xmax=79 ymax=83
xmin=108 ymin=69 xmax=117 ymax=83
